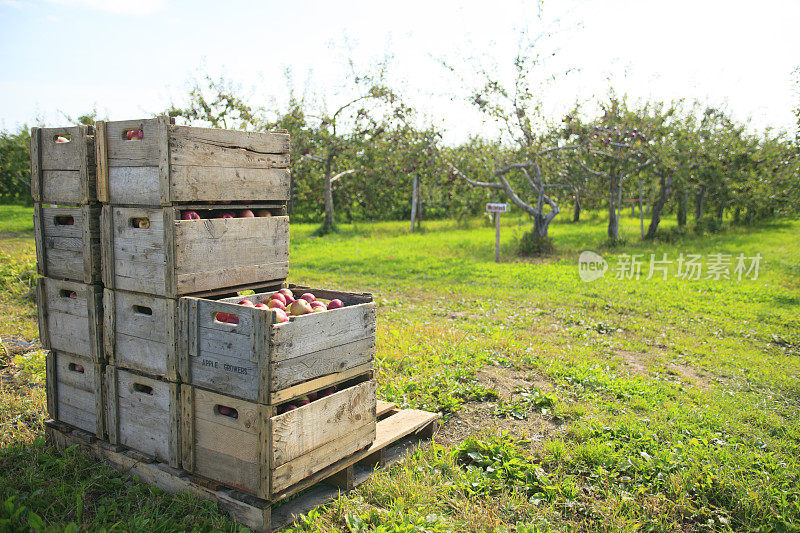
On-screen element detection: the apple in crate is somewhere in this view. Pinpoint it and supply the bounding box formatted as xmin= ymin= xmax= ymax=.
xmin=269 ymin=293 xmax=287 ymax=306
xmin=273 ymin=308 xmax=289 ymax=323
xmin=289 ymin=299 xmax=312 ymax=316
xmin=279 ymin=289 xmax=295 ymax=303
xmin=328 ymin=299 xmax=343 ymax=310
xmin=268 ymin=299 xmax=286 ymax=311
xmin=218 ymin=212 xmax=235 ymax=219
xmin=300 ymin=293 xmax=316 ymax=303
xmin=307 ymin=391 xmax=318 ymax=401
xmin=319 ymin=386 xmax=337 ymax=398
xmin=238 ymin=209 xmax=255 ymax=218
xmin=254 ymin=303 xmax=269 ymax=309
xmin=217 ymin=312 xmax=239 ymax=324
xmin=238 ymin=299 xmax=255 ymax=307
xmin=181 ymin=211 xmax=201 ymax=220
xmin=255 ymin=209 xmax=272 ymax=217
xmin=55 ymin=136 xmax=69 ymax=143
xmin=295 ymin=396 xmax=311 ymax=407
xmin=310 ymin=301 xmax=327 ymax=312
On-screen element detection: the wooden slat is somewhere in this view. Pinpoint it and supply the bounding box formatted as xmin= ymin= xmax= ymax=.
xmin=376 ymin=400 xmax=396 ymax=417
xmin=268 ymin=362 xmax=373 ymax=405
xmin=271 ymin=381 xmax=375 ymax=467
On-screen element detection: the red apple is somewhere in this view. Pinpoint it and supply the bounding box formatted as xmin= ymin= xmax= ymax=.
xmin=238 ymin=209 xmax=255 ymax=218
xmin=307 ymin=391 xmax=318 ymax=401
xmin=273 ymin=308 xmax=289 ymax=323
xmin=216 ymin=312 xmax=239 ymax=324
xmin=269 ymin=293 xmax=287 ymax=306
xmin=279 ymin=288 xmax=294 ymax=298
xmin=238 ymin=299 xmax=255 ymax=307
xmin=268 ymin=299 xmax=286 ymax=311
xmin=289 ymin=299 xmax=312 ymax=316
xmin=218 ymin=406 xmax=232 ymax=416
xmin=296 ymin=398 xmax=310 ymax=407
xmin=319 ymin=386 xmax=337 ymax=398
xmin=218 ymin=212 xmax=235 ymax=219
xmin=300 ymin=293 xmax=316 ymax=303
xmin=311 ymin=301 xmax=327 ymax=309
xmin=136 ymin=130 xmax=144 ymax=140
xmin=181 ymin=211 xmax=201 ymax=220
xmin=254 ymin=303 xmax=269 ymax=309
xmin=255 ymin=209 xmax=272 ymax=217
xmin=74 ymin=364 xmax=84 ymax=373
xmin=284 ymin=404 xmax=298 ymax=412
xmin=126 ymin=130 xmax=133 ymax=140
xmin=327 ymin=299 xmax=343 ymax=310
xmin=69 ymin=291 xmax=77 ymax=299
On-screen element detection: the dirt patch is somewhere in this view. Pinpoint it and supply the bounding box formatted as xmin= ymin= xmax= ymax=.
xmin=665 ymin=363 xmax=712 ymax=390
xmin=436 ymin=365 xmax=560 ymax=448
xmin=475 ymin=365 xmax=554 ymax=397
xmin=618 ymin=350 xmax=651 ymax=376
xmin=435 ymin=401 xmax=559 ymax=449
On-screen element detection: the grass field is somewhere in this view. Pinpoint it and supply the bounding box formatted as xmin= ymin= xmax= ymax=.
xmin=1 ymin=206 xmax=799 ymax=532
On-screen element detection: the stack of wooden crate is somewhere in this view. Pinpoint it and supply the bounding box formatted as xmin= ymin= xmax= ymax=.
xmin=34 ymin=116 xmax=382 ymax=503
xmin=32 ymin=124 xmax=105 ymax=438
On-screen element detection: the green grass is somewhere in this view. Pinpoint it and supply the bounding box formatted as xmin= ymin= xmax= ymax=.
xmin=0 ymin=205 xmax=34 ymax=235
xmin=1 ymin=207 xmax=799 ymax=531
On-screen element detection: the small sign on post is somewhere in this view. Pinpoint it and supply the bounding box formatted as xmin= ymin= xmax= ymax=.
xmin=486 ymin=203 xmax=508 ymax=263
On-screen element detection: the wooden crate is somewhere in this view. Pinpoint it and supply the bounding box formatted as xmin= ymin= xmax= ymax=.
xmin=36 ymin=278 xmax=103 ymax=362
xmin=30 ymin=125 xmax=96 ymax=205
xmin=103 ymin=281 xmax=283 ymax=381
xmin=33 ymin=204 xmax=101 ymax=284
xmin=45 ymin=351 xmax=104 ymax=437
xmin=104 ymin=366 xmax=181 ymax=468
xmin=101 ymin=205 xmax=289 ymax=298
xmin=45 ymin=401 xmax=440 ymax=532
xmin=180 ymin=378 xmax=377 ymax=500
xmin=179 ymin=287 xmax=377 ymax=404
xmin=95 ymin=117 xmax=290 ymax=206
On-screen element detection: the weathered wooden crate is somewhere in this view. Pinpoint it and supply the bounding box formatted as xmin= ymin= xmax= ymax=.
xmin=30 ymin=125 xmax=96 ymax=205
xmin=104 ymin=366 xmax=181 ymax=468
xmin=180 ymin=377 xmax=377 ymax=500
xmin=95 ymin=117 xmax=290 ymax=206
xmin=101 ymin=205 xmax=289 ymax=298
xmin=103 ymin=281 xmax=283 ymax=381
xmin=179 ymin=286 xmax=376 ymax=404
xmin=45 ymin=351 xmax=104 ymax=437
xmin=36 ymin=278 xmax=103 ymax=362
xmin=33 ymin=204 xmax=101 ymax=284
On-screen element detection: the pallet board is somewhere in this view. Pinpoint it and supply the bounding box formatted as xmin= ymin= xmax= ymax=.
xmin=44 ymin=401 xmax=439 ymax=532
xmin=181 ymin=379 xmax=377 ymax=500
xmin=30 ymin=125 xmax=96 ymax=205
xmin=180 ymin=286 xmax=376 ymax=404
xmin=95 ymin=117 xmax=290 ymax=206
xmin=33 ymin=204 xmax=101 ymax=284
xmin=101 ymin=205 xmax=289 ymax=298
xmin=36 ymin=277 xmax=103 ymax=362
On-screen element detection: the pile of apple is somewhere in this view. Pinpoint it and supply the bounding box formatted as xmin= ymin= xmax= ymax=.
xmin=126 ymin=129 xmax=144 ymax=141
xmin=276 ymin=385 xmax=338 ymax=414
xmin=180 ymin=209 xmax=273 ymax=220
xmin=225 ymin=288 xmax=343 ymax=325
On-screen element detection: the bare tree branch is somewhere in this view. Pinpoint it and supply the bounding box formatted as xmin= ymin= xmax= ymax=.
xmin=330 ymin=169 xmax=356 ymax=183
xmin=447 ymin=162 xmax=503 ymax=189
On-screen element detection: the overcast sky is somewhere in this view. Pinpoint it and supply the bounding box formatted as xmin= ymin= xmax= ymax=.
xmin=1 ymin=0 xmax=798 ymax=142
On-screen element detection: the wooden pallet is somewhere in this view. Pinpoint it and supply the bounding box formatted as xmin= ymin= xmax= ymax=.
xmin=44 ymin=400 xmax=439 ymax=532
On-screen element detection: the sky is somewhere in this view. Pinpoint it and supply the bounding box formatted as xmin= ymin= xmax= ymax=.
xmin=1 ymin=0 xmax=798 ymax=143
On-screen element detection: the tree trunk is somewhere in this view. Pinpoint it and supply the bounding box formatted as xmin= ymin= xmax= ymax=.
xmin=572 ymin=194 xmax=581 ymax=222
xmin=322 ymin=152 xmax=335 ymax=232
xmin=608 ymin=171 xmax=620 ymax=240
xmin=677 ymin=188 xmax=687 ymax=227
xmin=695 ymin=186 xmax=705 ymax=221
xmin=716 ymin=201 xmax=724 ymax=221
xmin=410 ymin=174 xmax=418 ymax=231
xmin=645 ymin=173 xmax=672 ymax=239
xmin=638 ymin=177 xmax=644 ymax=239
xmin=534 ymin=214 xmax=549 ymax=238
xmin=734 ymin=206 xmax=741 ymax=224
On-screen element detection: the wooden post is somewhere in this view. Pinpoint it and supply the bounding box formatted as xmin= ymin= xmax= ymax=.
xmin=494 ymin=212 xmax=500 ymax=263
